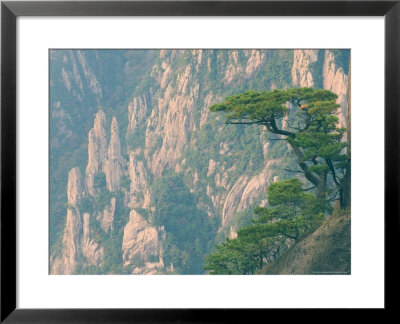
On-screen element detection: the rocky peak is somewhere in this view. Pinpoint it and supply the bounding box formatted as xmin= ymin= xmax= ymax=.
xmin=126 ymin=95 xmax=149 ymax=138
xmin=81 ymin=212 xmax=104 ymax=266
xmin=128 ymin=152 xmax=152 ymax=209
xmin=292 ymin=49 xmax=319 ymax=87
xmin=101 ymin=197 xmax=116 ymax=233
xmin=93 ymin=109 xmax=107 ymax=139
xmin=86 ymin=111 xmax=125 ymax=193
xmin=122 ymin=209 xmax=164 ymax=274
xmin=245 ymin=49 xmax=264 ymax=78
xmin=323 ymin=50 xmax=348 ymax=127
xmin=86 ymin=110 xmax=107 ymax=178
xmin=104 ymin=117 xmax=124 ymax=192
xmin=51 ymin=169 xmax=83 ymax=275
xmin=67 ymin=167 xmax=83 ymax=206
xmin=108 ymin=117 xmax=121 ymax=161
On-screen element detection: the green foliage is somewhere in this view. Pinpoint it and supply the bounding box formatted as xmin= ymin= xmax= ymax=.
xmin=86 ymin=194 xmax=130 ymax=274
xmin=121 ymin=175 xmax=130 ymax=191
xmin=204 ymin=179 xmax=326 ymax=274
xmin=94 ymin=173 xmax=107 ymax=190
xmin=152 ymin=172 xmax=219 ymax=274
xmin=51 ymin=49 xmax=351 ymax=274
xmin=210 ymin=87 xmax=350 ymax=208
xmin=331 ymin=50 xmax=350 ymax=74
xmin=78 ymin=196 xmax=93 ymax=213
xmin=210 ymin=88 xmax=337 ymax=121
xmin=248 ymin=50 xmax=293 ymax=90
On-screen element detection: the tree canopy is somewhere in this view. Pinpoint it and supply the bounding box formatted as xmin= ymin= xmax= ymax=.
xmin=204 ymin=178 xmax=326 ymax=274
xmin=210 ymin=87 xmax=350 ymax=208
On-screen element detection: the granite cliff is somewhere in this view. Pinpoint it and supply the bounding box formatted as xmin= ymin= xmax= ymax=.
xmin=50 ymin=49 xmax=350 ymax=274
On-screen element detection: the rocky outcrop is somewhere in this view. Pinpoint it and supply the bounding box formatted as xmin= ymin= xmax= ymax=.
xmin=229 ymin=226 xmax=238 ymax=240
xmin=104 ymin=117 xmax=124 ymax=192
xmin=126 ymin=95 xmax=149 ymax=138
xmin=86 ymin=111 xmax=108 ymax=196
xmin=292 ymin=50 xmax=319 ymax=87
xmin=323 ymin=50 xmax=348 ymax=127
xmin=50 ymin=168 xmax=83 ymax=274
xmin=76 ymin=50 xmax=102 ymax=97
xmin=224 ymin=50 xmax=242 ymax=84
xmin=237 ymin=160 xmax=277 ymax=213
xmin=51 ymin=49 xmax=350 ymax=275
xmin=67 ymin=167 xmax=83 ymax=206
xmin=224 ymin=50 xmax=265 ymax=83
xmin=100 ymin=197 xmax=116 ymax=233
xmin=128 ymin=153 xmax=152 ymax=209
xmin=86 ymin=111 xmax=126 ymax=195
xmin=122 ymin=209 xmax=164 ymax=274
xmin=145 ymin=61 xmax=198 ymax=175
xmin=292 ymin=50 xmax=348 ymax=127
xmin=51 ymin=168 xmax=103 ymax=274
xmin=221 ymin=175 xmax=249 ymax=227
xmin=81 ymin=212 xmax=103 ymax=266
xmin=261 ymin=211 xmax=351 ymax=274
xmin=52 ymin=111 xmax=128 ymax=274
xmin=245 ymin=49 xmax=264 ymax=78
xmin=57 ymin=50 xmax=102 ymax=101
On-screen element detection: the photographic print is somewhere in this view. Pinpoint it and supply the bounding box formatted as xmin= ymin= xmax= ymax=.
xmin=49 ymin=49 xmax=351 ymax=275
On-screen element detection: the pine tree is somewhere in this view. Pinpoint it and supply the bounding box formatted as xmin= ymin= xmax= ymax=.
xmin=210 ymin=88 xmax=350 ymax=208
xmin=204 ymin=179 xmax=326 ymax=274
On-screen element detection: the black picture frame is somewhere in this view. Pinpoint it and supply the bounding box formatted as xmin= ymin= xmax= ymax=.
xmin=1 ymin=0 xmax=398 ymax=322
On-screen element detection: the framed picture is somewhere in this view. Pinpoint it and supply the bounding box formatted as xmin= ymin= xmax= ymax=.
xmin=1 ymin=0 xmax=398 ymax=321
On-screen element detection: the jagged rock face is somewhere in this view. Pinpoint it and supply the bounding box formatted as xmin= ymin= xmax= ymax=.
xmin=122 ymin=209 xmax=163 ymax=274
xmin=51 ymin=149 xmax=108 ymax=274
xmin=50 ymin=50 xmax=102 ymax=151
xmin=245 ymin=49 xmax=264 ymax=77
xmin=323 ymin=50 xmax=348 ymax=127
xmin=104 ymin=117 xmax=124 ymax=192
xmin=229 ymin=225 xmax=238 ymax=240
xmin=51 ymin=49 xmax=350 ymax=274
xmin=51 ymin=168 xmax=84 ymax=274
xmin=86 ymin=111 xmax=126 ymax=193
xmin=126 ymin=96 xmax=149 ymax=139
xmin=224 ymin=49 xmax=265 ymax=84
xmin=125 ymin=49 xmax=336 ymax=233
xmin=67 ymin=167 xmax=83 ymax=206
xmin=76 ymin=50 xmax=102 ymax=97
xmin=237 ymin=160 xmax=277 ymax=213
xmin=55 ymin=50 xmax=102 ymax=101
xmin=145 ymin=63 xmax=197 ymax=175
xmin=104 ymin=159 xmax=123 ymax=193
xmin=128 ymin=153 xmax=152 ymax=209
xmin=91 ymin=110 xmax=107 ymax=170
xmin=292 ymin=50 xmax=319 ymax=87
xmin=86 ymin=111 xmax=108 ymax=195
xmin=101 ymin=197 xmax=116 ymax=233
xmin=108 ymin=117 xmax=121 ymax=161
xmin=221 ymin=175 xmax=249 ymax=227
xmin=81 ymin=213 xmax=103 ymax=266
xmin=50 ymin=207 xmax=82 ymax=275
xmin=292 ymin=49 xmax=348 ymax=126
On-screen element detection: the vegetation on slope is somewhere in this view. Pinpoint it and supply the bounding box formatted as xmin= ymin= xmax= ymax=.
xmin=259 ymin=207 xmax=351 ymax=274
xmin=205 ymin=86 xmax=351 ymax=275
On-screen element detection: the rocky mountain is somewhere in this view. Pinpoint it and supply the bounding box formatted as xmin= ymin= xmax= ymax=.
xmin=49 ymin=49 xmax=350 ymax=274
xmin=259 ymin=208 xmax=351 ymax=274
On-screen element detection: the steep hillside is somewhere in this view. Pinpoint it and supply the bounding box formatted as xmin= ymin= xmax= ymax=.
xmin=260 ymin=209 xmax=351 ymax=275
xmin=49 ymin=49 xmax=350 ymax=274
